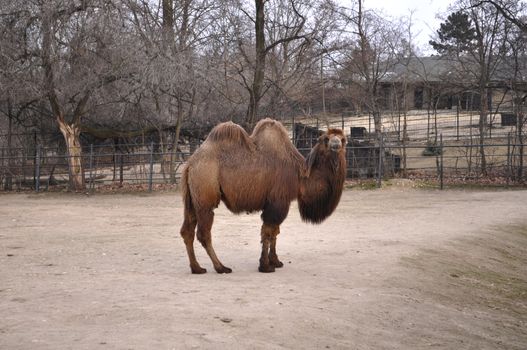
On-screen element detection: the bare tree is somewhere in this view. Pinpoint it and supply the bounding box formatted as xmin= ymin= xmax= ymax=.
xmin=430 ymin=1 xmax=514 ymax=175
xmin=31 ymin=0 xmax=132 ymax=190
xmin=334 ymin=0 xmax=404 ymax=136
xmin=473 ymin=0 xmax=527 ymax=32
xmin=501 ymin=7 xmax=527 ymax=179
xmin=237 ymin=0 xmax=311 ymax=127
xmin=0 ymin=2 xmax=40 ymax=189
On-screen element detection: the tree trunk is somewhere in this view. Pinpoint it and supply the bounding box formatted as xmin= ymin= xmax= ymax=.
xmin=321 ymin=53 xmax=326 ymax=117
xmin=170 ymin=99 xmax=184 ymax=184
xmin=479 ymin=87 xmax=488 ymax=176
xmin=57 ymin=119 xmax=85 ymax=191
xmin=246 ymin=0 xmax=266 ymax=128
xmin=162 ymin=0 xmax=175 ymax=50
xmin=517 ymin=110 xmax=524 ymax=180
xmin=357 ymin=0 xmax=382 ymax=137
xmin=4 ymin=98 xmax=13 ymax=191
xmin=372 ymin=109 xmax=382 ymax=135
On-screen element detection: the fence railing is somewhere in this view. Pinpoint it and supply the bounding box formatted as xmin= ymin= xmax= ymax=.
xmin=1 ymin=133 xmax=525 ymax=192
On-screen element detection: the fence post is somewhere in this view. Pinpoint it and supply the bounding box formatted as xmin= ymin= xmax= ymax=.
xmin=440 ymin=134 xmax=444 ymax=190
xmin=89 ymin=144 xmax=94 ymax=192
xmin=119 ymin=149 xmax=124 ymax=186
xmin=292 ymin=115 xmax=295 ymax=143
xmin=456 ymin=101 xmax=460 ymax=141
xmin=507 ymin=132 xmax=511 ymax=187
xmin=35 ymin=144 xmax=41 ymax=192
xmin=377 ymin=133 xmax=383 ymax=188
xmin=148 ymin=141 xmax=154 ymax=192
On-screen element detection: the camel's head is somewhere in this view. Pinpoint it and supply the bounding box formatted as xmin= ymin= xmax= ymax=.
xmin=305 ymin=128 xmax=347 ymax=178
xmin=320 ymin=129 xmax=347 ymax=154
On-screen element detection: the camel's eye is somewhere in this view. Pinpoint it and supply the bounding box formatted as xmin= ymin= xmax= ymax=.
xmin=323 ymin=136 xmax=329 ymax=144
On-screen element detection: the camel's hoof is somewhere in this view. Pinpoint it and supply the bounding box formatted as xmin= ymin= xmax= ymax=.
xmin=191 ymin=266 xmax=207 ymax=274
xmin=271 ymin=260 xmax=284 ymax=268
xmin=258 ymin=264 xmax=276 ymax=273
xmin=215 ymin=266 xmax=232 ymax=274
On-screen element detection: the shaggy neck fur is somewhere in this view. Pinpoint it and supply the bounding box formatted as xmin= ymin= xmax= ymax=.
xmin=298 ymin=143 xmax=346 ymax=224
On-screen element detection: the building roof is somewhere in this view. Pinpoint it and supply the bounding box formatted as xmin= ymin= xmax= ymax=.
xmin=380 ymin=55 xmax=527 ymax=86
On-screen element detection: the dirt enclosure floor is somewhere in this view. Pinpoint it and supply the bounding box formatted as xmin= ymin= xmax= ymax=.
xmin=1 ymin=187 xmax=526 ymax=349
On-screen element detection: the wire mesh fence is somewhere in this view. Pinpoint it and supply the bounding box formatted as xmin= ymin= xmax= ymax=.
xmin=1 ymin=111 xmax=525 ymax=192
xmin=0 ymin=143 xmax=193 ymax=192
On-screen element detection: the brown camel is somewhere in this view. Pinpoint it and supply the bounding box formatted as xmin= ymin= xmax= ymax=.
xmin=179 ymin=118 xmax=347 ymax=273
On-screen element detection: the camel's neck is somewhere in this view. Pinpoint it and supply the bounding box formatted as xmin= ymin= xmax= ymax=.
xmin=297 ymin=152 xmax=346 ymax=224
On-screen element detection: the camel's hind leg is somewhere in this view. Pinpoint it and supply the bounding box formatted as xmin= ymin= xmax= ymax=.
xmin=196 ymin=209 xmax=232 ymax=274
xmin=180 ymin=208 xmax=207 ymax=274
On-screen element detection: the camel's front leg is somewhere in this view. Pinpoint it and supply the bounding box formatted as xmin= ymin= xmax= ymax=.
xmin=259 ymin=223 xmax=280 ymax=272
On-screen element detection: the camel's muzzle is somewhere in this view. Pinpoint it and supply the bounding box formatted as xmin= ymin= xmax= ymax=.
xmin=329 ymin=138 xmax=342 ymax=152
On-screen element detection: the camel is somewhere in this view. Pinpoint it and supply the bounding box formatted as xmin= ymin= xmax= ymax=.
xmin=179 ymin=118 xmax=347 ymax=273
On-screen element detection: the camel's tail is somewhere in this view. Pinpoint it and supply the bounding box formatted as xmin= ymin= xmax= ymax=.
xmin=181 ymin=164 xmax=195 ymax=218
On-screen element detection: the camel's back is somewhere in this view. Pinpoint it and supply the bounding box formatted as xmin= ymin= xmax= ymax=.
xmin=185 ymin=119 xmax=303 ymax=214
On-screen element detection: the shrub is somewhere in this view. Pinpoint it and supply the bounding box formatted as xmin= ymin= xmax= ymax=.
xmin=422 ymin=142 xmax=443 ymax=156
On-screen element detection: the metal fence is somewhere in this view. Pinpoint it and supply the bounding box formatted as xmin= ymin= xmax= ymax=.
xmin=1 ymin=136 xmax=525 ymax=192
xmin=289 ymin=110 xmax=526 ymax=187
xmin=0 ymin=142 xmax=192 ymax=192
xmin=1 ymin=111 xmax=526 ymax=192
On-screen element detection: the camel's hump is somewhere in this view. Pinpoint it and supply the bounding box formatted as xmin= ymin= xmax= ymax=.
xmin=205 ymin=121 xmax=254 ymax=149
xmin=251 ymin=118 xmax=290 ymax=143
xmin=251 ymin=118 xmax=305 ymax=167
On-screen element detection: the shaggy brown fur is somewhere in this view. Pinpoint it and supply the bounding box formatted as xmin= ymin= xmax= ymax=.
xmin=180 ymin=118 xmax=346 ymax=274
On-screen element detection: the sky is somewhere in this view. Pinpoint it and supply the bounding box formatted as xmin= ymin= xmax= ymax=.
xmin=361 ymin=0 xmax=453 ymax=52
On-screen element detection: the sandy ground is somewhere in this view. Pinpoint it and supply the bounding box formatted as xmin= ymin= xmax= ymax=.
xmin=0 ymin=187 xmax=526 ymax=350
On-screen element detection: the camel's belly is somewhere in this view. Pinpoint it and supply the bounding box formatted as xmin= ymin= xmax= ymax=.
xmin=220 ymin=188 xmax=266 ymax=214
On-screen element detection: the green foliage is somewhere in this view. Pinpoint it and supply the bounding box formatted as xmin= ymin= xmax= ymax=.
xmin=429 ymin=11 xmax=477 ymax=54
xmin=422 ymin=141 xmax=443 ymax=156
